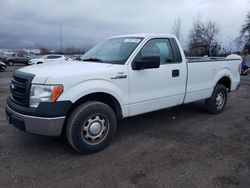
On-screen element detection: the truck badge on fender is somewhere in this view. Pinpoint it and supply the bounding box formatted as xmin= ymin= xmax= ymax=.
xmin=111 ymin=75 xmax=127 ymax=80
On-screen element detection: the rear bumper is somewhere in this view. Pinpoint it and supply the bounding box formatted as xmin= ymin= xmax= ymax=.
xmin=231 ymin=81 xmax=240 ymax=92
xmin=236 ymin=82 xmax=240 ymax=90
xmin=6 ymin=105 xmax=65 ymax=136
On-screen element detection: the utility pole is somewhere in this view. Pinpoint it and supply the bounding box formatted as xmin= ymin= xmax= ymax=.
xmin=60 ymin=24 xmax=62 ymax=54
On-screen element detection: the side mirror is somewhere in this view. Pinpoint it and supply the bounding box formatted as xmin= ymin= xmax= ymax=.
xmin=132 ymin=55 xmax=160 ymax=70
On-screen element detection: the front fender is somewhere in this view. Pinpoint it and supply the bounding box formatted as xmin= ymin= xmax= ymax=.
xmin=58 ymin=79 xmax=129 ymax=106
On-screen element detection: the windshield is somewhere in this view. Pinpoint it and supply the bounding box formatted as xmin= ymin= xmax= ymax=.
xmin=80 ymin=37 xmax=143 ymax=64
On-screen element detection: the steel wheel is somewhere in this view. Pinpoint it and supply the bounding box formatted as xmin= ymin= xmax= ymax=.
xmin=8 ymin=61 xmax=14 ymax=66
xmin=215 ymin=91 xmax=225 ymax=109
xmin=81 ymin=114 xmax=109 ymax=145
xmin=66 ymin=101 xmax=117 ymax=153
xmin=205 ymin=84 xmax=227 ymax=114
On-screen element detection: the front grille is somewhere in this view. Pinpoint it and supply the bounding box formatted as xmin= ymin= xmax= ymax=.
xmin=10 ymin=70 xmax=34 ymax=107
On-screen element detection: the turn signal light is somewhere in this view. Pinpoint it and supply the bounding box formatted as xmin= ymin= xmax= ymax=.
xmin=51 ymin=85 xmax=63 ymax=102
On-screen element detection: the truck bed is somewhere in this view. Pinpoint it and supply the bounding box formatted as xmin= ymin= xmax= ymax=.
xmin=186 ymin=56 xmax=241 ymax=63
xmin=184 ymin=57 xmax=241 ymax=104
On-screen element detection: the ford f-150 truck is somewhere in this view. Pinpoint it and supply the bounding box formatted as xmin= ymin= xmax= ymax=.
xmin=6 ymin=34 xmax=241 ymax=153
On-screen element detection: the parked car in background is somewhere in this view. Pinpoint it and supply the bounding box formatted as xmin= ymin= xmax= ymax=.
xmin=2 ymin=53 xmax=37 ymax=66
xmin=0 ymin=61 xmax=7 ymax=71
xmin=70 ymin=54 xmax=82 ymax=61
xmin=1 ymin=52 xmax=15 ymax=65
xmin=28 ymin=54 xmax=69 ymax=65
xmin=2 ymin=52 xmax=15 ymax=59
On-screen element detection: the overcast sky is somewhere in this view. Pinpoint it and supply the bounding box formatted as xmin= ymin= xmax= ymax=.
xmin=0 ymin=0 xmax=249 ymax=51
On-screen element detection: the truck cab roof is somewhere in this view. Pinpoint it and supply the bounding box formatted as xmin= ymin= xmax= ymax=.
xmin=110 ymin=33 xmax=176 ymax=39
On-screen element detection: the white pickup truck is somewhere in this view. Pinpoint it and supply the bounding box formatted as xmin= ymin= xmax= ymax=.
xmin=6 ymin=34 xmax=241 ymax=153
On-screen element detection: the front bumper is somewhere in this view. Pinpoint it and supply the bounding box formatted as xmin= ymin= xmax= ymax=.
xmin=6 ymin=105 xmax=65 ymax=136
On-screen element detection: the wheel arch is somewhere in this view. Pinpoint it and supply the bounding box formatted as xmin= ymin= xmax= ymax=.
xmin=7 ymin=59 xmax=15 ymax=65
xmin=62 ymin=92 xmax=123 ymax=136
xmin=213 ymin=68 xmax=233 ymax=93
xmin=216 ymin=76 xmax=231 ymax=92
xmin=66 ymin=92 xmax=123 ymax=120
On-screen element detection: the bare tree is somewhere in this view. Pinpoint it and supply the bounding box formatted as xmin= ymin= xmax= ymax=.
xmin=187 ymin=17 xmax=220 ymax=56
xmin=236 ymin=11 xmax=250 ymax=53
xmin=64 ymin=47 xmax=85 ymax=55
xmin=172 ymin=18 xmax=182 ymax=41
xmin=203 ymin=20 xmax=220 ymax=55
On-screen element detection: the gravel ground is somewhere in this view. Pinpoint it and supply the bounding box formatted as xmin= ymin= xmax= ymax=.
xmin=0 ymin=66 xmax=250 ymax=188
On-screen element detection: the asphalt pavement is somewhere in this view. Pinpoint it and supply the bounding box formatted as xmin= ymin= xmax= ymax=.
xmin=0 ymin=66 xmax=250 ymax=188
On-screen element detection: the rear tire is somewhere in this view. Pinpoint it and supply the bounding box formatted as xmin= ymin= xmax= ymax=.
xmin=7 ymin=61 xmax=14 ymax=66
xmin=66 ymin=101 xmax=117 ymax=154
xmin=205 ymin=84 xmax=227 ymax=114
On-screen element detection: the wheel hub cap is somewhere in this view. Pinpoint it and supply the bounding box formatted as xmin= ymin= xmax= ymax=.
xmin=216 ymin=92 xmax=224 ymax=108
xmin=82 ymin=115 xmax=109 ymax=145
xmin=89 ymin=122 xmax=102 ymax=136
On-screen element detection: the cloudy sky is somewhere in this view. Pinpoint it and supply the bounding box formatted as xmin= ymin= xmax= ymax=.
xmin=0 ymin=0 xmax=249 ymax=50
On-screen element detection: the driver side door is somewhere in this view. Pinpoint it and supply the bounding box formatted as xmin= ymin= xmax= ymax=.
xmin=129 ymin=38 xmax=186 ymax=116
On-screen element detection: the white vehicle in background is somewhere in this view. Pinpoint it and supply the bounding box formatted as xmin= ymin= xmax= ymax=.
xmin=28 ymin=54 xmax=68 ymax=65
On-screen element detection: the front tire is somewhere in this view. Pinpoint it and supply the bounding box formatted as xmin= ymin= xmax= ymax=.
xmin=205 ymin=84 xmax=227 ymax=114
xmin=0 ymin=65 xmax=6 ymax=71
xmin=66 ymin=101 xmax=117 ymax=154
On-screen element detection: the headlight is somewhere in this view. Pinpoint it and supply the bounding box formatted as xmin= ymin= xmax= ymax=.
xmin=30 ymin=84 xmax=63 ymax=108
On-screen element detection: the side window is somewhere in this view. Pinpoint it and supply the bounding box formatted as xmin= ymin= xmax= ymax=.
xmin=52 ymin=56 xmax=61 ymax=59
xmin=46 ymin=56 xmax=60 ymax=59
xmin=139 ymin=39 xmax=174 ymax=64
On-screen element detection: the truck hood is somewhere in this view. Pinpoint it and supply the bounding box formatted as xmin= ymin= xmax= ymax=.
xmin=18 ymin=61 xmax=113 ymax=84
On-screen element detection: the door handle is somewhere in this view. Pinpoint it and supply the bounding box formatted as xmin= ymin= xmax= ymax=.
xmin=172 ymin=69 xmax=179 ymax=77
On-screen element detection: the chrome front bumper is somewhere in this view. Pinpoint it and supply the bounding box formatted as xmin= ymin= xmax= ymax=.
xmin=6 ymin=105 xmax=65 ymax=136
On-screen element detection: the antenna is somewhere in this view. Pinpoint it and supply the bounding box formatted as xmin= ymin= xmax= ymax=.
xmin=60 ymin=24 xmax=62 ymax=54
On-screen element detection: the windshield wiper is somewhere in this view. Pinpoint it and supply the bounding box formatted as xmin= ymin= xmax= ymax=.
xmin=82 ymin=58 xmax=103 ymax=63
